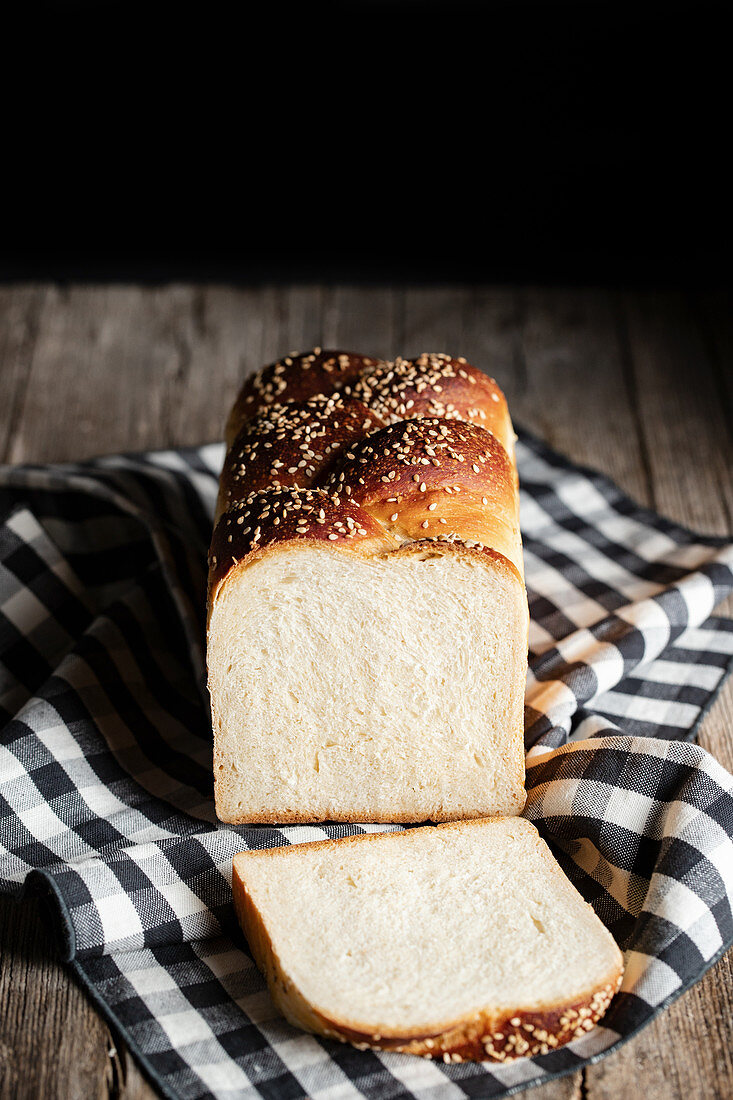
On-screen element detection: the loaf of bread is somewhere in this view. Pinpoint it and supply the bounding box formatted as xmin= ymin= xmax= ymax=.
xmin=208 ymin=349 xmax=528 ymax=823
xmin=232 ymin=819 xmax=624 ymax=1061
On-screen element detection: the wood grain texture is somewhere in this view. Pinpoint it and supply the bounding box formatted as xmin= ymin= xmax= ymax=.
xmin=0 ymin=284 xmax=731 ymax=1100
xmin=0 ymin=893 xmax=123 ymax=1099
xmin=0 ymin=287 xmax=45 ymax=463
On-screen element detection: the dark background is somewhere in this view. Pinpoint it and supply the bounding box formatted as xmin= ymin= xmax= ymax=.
xmin=3 ymin=0 xmax=730 ymax=287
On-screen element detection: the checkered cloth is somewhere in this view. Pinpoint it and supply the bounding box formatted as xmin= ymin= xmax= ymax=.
xmin=1 ymin=430 xmax=733 ymax=1100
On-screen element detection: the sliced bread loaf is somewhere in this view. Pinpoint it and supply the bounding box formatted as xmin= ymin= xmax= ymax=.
xmin=232 ymin=817 xmax=624 ymax=1062
xmin=208 ymin=353 xmax=528 ymax=825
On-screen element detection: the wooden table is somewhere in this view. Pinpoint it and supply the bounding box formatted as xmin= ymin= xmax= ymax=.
xmin=1 ymin=284 xmax=731 ymax=1100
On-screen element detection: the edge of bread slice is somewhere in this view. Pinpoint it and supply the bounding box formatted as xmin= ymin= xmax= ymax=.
xmin=232 ymin=818 xmax=624 ymax=1063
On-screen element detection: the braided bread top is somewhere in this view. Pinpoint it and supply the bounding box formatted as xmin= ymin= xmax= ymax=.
xmin=210 ymin=349 xmax=522 ymax=602
xmin=225 ymin=350 xmax=383 ymax=446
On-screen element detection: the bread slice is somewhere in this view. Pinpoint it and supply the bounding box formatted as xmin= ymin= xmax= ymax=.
xmin=233 ymin=818 xmax=624 ymax=1062
xmin=209 ymin=539 xmax=528 ymax=823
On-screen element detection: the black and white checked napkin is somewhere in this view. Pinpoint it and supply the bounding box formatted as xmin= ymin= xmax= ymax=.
xmin=1 ymin=429 xmax=733 ymax=1100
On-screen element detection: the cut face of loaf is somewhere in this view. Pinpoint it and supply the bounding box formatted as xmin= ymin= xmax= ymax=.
xmin=210 ymin=540 xmax=528 ymax=823
xmin=232 ymin=818 xmax=625 ymax=1061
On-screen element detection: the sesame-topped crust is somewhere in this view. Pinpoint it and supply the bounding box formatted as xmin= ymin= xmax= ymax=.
xmin=215 ymin=394 xmax=383 ymax=520
xmin=208 ymin=487 xmax=396 ymax=599
xmin=214 ymin=348 xmax=525 ymax=602
xmin=312 ymin=976 xmax=623 ymax=1062
xmin=348 ymin=353 xmax=515 ymax=455
xmin=225 ymin=349 xmax=386 ymax=445
xmin=323 ymin=418 xmax=522 ymax=577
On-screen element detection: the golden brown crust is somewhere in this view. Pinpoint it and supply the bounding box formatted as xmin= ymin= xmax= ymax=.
xmin=232 ymin=823 xmax=624 ymax=1062
xmin=348 ymin=353 xmax=515 ymax=454
xmin=216 ymin=394 xmax=383 ymax=520
xmin=208 ymin=488 xmax=396 ymax=602
xmin=323 ymin=417 xmax=522 ymax=576
xmin=218 ymin=351 xmax=521 ymax=578
xmin=211 ymin=353 xmax=525 ymax=619
xmin=319 ymin=979 xmax=622 ymax=1061
xmin=226 ymin=349 xmax=385 ymax=445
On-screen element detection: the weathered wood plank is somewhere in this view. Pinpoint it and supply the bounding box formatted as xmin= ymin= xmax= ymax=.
xmin=3 ymin=286 xmax=295 ymax=462
xmin=619 ymin=289 xmax=733 ymax=765
xmin=5 ymin=286 xmax=178 ymax=462
xmin=151 ymin=284 xmax=279 ymax=448
xmin=0 ymin=287 xmax=47 ymax=463
xmin=0 ymin=894 xmax=130 ymax=1100
xmin=621 ymin=290 xmax=733 ymax=532
xmin=322 ymin=284 xmax=401 ymax=359
xmin=513 ymin=287 xmax=652 ymax=502
xmin=402 ymin=285 xmax=472 ymax=360
xmin=694 ymin=291 xmax=733 ymax=430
